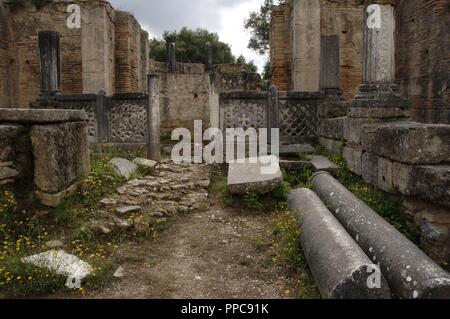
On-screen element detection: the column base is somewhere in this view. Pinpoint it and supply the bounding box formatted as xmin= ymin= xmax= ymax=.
xmin=347 ymin=83 xmax=410 ymax=108
xmin=36 ymin=182 xmax=79 ymax=207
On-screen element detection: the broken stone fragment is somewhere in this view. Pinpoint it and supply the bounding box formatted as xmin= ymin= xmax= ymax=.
xmin=0 ymin=166 xmax=19 ymax=180
xmin=113 ymin=266 xmax=125 ymax=278
xmin=310 ymin=155 xmax=338 ymax=173
xmin=132 ymin=158 xmax=157 ymax=169
xmin=22 ymin=250 xmax=93 ymax=280
xmin=108 ymin=158 xmax=138 ymax=180
xmin=116 ymin=206 xmax=141 ymax=215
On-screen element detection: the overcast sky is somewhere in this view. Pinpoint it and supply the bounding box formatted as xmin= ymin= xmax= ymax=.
xmin=108 ymin=0 xmax=266 ymax=72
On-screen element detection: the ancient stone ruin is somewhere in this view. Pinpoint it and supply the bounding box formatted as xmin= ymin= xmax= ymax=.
xmin=0 ymin=0 xmax=449 ymax=299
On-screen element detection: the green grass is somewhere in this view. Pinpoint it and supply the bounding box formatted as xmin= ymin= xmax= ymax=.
xmin=272 ymin=208 xmax=319 ymax=299
xmin=0 ymin=147 xmax=154 ymax=297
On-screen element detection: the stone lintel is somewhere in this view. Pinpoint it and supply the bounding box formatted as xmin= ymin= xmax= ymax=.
xmin=0 ymin=109 xmax=87 ymax=124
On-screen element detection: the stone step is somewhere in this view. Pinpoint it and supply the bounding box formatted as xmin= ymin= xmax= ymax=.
xmin=309 ymin=155 xmax=338 ymax=173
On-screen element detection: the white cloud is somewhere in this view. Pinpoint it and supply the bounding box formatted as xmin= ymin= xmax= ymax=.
xmin=107 ymin=0 xmax=267 ymax=72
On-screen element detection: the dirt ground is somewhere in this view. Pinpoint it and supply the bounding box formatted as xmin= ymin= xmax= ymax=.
xmin=74 ymin=163 xmax=298 ymax=299
xmin=89 ymin=204 xmax=296 ymax=299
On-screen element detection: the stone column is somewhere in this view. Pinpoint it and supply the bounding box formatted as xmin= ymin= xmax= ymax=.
xmin=205 ymin=41 xmax=213 ymax=72
xmin=352 ymin=2 xmax=405 ymax=103
xmin=166 ymin=36 xmax=176 ymax=73
xmin=38 ymin=31 xmax=61 ymax=97
xmin=147 ymin=75 xmax=161 ymax=162
xmin=291 ymin=0 xmax=321 ymax=92
xmin=320 ymin=35 xmax=342 ymax=97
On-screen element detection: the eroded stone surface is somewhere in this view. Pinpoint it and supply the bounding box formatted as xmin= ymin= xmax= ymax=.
xmin=0 ymin=108 xmax=87 ymax=124
xmin=31 ymin=121 xmax=90 ymax=194
xmin=227 ymin=156 xmax=282 ymax=195
xmin=109 ymin=158 xmax=138 ymax=180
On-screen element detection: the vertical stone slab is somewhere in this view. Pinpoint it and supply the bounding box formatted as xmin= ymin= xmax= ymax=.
xmin=291 ymin=0 xmax=321 ymax=92
xmin=166 ymin=37 xmax=176 ymax=73
xmin=320 ymin=35 xmax=341 ymax=95
xmin=205 ymin=41 xmax=213 ymax=72
xmin=267 ymin=85 xmax=279 ymax=145
xmin=363 ymin=4 xmax=396 ymax=84
xmin=38 ymin=31 xmax=61 ymax=97
xmin=96 ymin=89 xmax=107 ymax=142
xmin=147 ymin=74 xmax=161 ymax=162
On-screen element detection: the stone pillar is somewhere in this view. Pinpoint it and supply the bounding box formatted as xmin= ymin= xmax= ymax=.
xmin=38 ymin=31 xmax=61 ymax=97
xmin=147 ymin=74 xmax=161 ymax=162
xmin=352 ymin=2 xmax=405 ymax=103
xmin=96 ymin=89 xmax=108 ymax=142
xmin=320 ymin=35 xmax=342 ymax=97
xmin=166 ymin=37 xmax=176 ymax=73
xmin=267 ymin=85 xmax=279 ymax=145
xmin=291 ymin=0 xmax=321 ymax=92
xmin=205 ymin=41 xmax=213 ymax=72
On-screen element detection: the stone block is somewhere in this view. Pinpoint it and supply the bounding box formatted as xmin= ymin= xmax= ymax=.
xmin=342 ymin=147 xmax=362 ymax=176
xmin=319 ymin=137 xmax=342 ymax=154
xmin=361 ymin=152 xmax=378 ymax=186
xmin=318 ymin=117 xmax=345 ymax=140
xmin=31 ymin=122 xmax=90 ymax=194
xmin=348 ymin=107 xmax=408 ymax=119
xmin=36 ymin=183 xmax=79 ymax=207
xmin=310 ymin=155 xmax=338 ymax=173
xmin=394 ymin=165 xmax=450 ymax=207
xmin=227 ymin=156 xmax=282 ymax=195
xmin=377 ymin=157 xmax=395 ymax=193
xmin=361 ymin=122 xmax=450 ymax=165
xmin=109 ymin=158 xmax=138 ymax=180
xmin=318 ymin=102 xmax=347 ymax=119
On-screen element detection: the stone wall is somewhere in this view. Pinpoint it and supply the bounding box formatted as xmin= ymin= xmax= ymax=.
xmin=0 ymin=2 xmax=16 ymax=108
xmin=0 ymin=0 xmax=149 ymax=108
xmin=270 ymin=0 xmax=364 ymax=96
xmin=114 ymin=10 xmax=149 ymax=94
xmin=270 ymin=3 xmax=292 ymax=91
xmin=320 ymin=0 xmax=364 ymax=100
xmin=149 ymin=61 xmax=260 ymax=132
xmin=395 ymin=0 xmax=450 ymax=124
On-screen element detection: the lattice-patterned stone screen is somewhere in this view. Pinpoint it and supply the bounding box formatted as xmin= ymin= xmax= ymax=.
xmin=278 ymin=97 xmax=319 ymax=144
xmin=219 ymin=91 xmax=322 ymax=144
xmin=32 ymin=93 xmax=149 ymax=146
xmin=108 ymin=100 xmax=147 ymax=144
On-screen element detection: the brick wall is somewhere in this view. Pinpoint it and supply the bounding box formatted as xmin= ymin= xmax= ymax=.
xmin=270 ymin=0 xmax=364 ymax=98
xmin=270 ymin=3 xmax=292 ymax=91
xmin=321 ymin=0 xmax=364 ymax=100
xmin=0 ymin=2 xmax=15 ymax=108
xmin=114 ymin=11 xmax=143 ymax=94
xmin=8 ymin=1 xmax=83 ymax=107
xmin=395 ymin=0 xmax=450 ymax=124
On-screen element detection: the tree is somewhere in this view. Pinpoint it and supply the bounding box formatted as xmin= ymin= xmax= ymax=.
xmin=244 ymin=0 xmax=286 ymax=55
xmin=149 ymin=27 xmax=235 ymax=65
xmin=236 ymin=55 xmax=258 ymax=73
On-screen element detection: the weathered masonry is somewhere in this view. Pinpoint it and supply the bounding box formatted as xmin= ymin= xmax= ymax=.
xmin=270 ymin=0 xmax=449 ymax=122
xmin=0 ymin=0 xmax=149 ymax=108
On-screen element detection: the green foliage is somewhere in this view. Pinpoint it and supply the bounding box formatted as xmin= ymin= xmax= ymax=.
xmin=244 ymin=0 xmax=287 ymax=55
xmin=243 ymin=190 xmax=263 ymax=211
xmin=236 ymin=55 xmax=258 ymax=73
xmin=209 ymin=165 xmax=235 ymax=207
xmin=150 ymin=27 xmax=235 ymax=64
xmin=272 ymin=209 xmax=319 ymax=299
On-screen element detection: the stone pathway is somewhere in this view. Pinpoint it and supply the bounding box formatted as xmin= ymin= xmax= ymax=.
xmin=83 ymin=161 xmax=297 ymax=299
